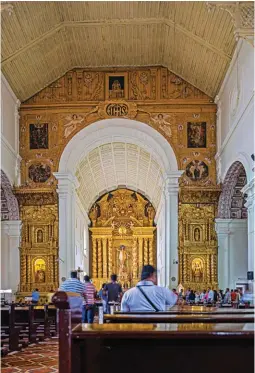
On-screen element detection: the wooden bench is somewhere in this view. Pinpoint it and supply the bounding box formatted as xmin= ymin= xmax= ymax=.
xmin=1 ymin=304 xmax=22 ymax=355
xmin=53 ymin=291 xmax=254 ymax=373
xmin=105 ymin=313 xmax=254 ymax=323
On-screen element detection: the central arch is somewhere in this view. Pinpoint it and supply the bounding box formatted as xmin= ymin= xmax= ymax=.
xmin=55 ymin=118 xmax=183 ymax=287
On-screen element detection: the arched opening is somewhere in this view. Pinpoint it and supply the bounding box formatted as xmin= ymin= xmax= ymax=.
xmin=1 ymin=170 xmax=21 ymax=292
xmin=55 ymin=118 xmax=183 ymax=288
xmin=216 ymin=161 xmax=248 ymax=291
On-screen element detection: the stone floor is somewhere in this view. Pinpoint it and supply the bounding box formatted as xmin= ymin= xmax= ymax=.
xmin=1 ymin=338 xmax=58 ymax=373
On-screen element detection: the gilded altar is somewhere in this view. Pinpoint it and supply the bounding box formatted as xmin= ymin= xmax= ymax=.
xmin=89 ymin=189 xmax=156 ymax=289
xmin=178 ymin=189 xmax=221 ymax=291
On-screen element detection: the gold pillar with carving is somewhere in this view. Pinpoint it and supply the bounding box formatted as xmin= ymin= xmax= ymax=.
xmin=102 ymin=238 xmax=108 ymax=278
xmin=97 ymin=238 xmax=103 ymax=278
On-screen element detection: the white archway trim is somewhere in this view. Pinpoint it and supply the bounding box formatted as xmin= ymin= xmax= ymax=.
xmin=59 ymin=118 xmax=178 ymax=175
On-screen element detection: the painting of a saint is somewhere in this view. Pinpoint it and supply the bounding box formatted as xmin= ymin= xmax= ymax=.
xmin=186 ymin=160 xmax=208 ymax=181
xmin=151 ymin=114 xmax=173 ymax=138
xmin=63 ymin=114 xmax=84 ymax=138
xmin=30 ymin=123 xmax=48 ymax=149
xmin=187 ymin=122 xmax=206 ymax=148
xmin=192 ymin=259 xmax=203 ymax=283
xmin=34 ymin=258 xmax=46 ymax=283
xmin=28 ymin=163 xmax=51 ymax=183
xmin=109 ymin=76 xmax=124 ymax=99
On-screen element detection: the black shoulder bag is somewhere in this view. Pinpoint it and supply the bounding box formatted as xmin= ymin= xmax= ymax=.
xmin=136 ymin=286 xmax=159 ymax=312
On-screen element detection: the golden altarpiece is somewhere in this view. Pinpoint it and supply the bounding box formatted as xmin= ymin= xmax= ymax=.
xmin=15 ymin=66 xmax=220 ymax=300
xmin=89 ymin=189 xmax=156 ymax=289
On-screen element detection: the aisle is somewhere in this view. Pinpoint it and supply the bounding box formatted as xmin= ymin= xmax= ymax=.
xmin=1 ymin=338 xmax=58 ymax=373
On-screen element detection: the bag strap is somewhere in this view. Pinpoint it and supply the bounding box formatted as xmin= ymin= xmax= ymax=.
xmin=136 ymin=286 xmax=159 ymax=312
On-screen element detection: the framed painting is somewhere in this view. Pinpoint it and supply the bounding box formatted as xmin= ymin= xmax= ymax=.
xmin=187 ymin=122 xmax=206 ymax=148
xmin=30 ymin=123 xmax=48 ymax=149
xmin=105 ymin=72 xmax=128 ymax=100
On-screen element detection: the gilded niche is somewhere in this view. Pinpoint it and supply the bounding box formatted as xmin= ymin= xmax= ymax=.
xmin=89 ymin=189 xmax=156 ymax=289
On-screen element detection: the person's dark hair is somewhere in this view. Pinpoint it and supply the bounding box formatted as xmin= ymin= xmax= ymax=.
xmin=70 ymin=271 xmax=78 ymax=279
xmin=172 ymin=288 xmax=176 ymax=292
xmin=231 ymin=289 xmax=233 ymax=292
xmin=84 ymin=275 xmax=90 ymax=282
xmin=102 ymin=283 xmax=106 ymax=288
xmin=226 ymin=288 xmax=230 ymax=292
xmin=35 ymin=288 xmax=39 ymax=292
xmin=111 ymin=274 xmax=117 ymax=282
xmin=141 ymin=265 xmax=156 ymax=280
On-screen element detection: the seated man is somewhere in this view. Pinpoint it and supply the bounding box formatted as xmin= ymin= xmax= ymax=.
xmin=59 ymin=270 xmax=85 ymax=310
xmin=121 ymin=265 xmax=177 ymax=312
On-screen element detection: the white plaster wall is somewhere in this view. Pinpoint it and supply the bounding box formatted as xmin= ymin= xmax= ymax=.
xmin=216 ymin=39 xmax=254 ymax=183
xmin=74 ymin=196 xmax=90 ymax=275
xmin=216 ymin=39 xmax=254 ymax=288
xmin=1 ymin=74 xmax=20 ymax=185
xmin=155 ymin=197 xmax=166 ymax=286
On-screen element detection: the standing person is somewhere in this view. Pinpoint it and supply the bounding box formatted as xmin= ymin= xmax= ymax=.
xmin=31 ymin=288 xmax=40 ymax=305
xmin=200 ymin=290 xmax=206 ymax=302
xmin=188 ymin=290 xmax=195 ymax=303
xmin=224 ymin=288 xmax=231 ymax=303
xmin=185 ymin=287 xmax=191 ymax=302
xmin=82 ymin=275 xmax=96 ymax=323
xmin=121 ymin=265 xmax=177 ymax=312
xmin=213 ymin=290 xmax=218 ymax=303
xmin=59 ymin=271 xmax=85 ymax=310
xmin=104 ymin=274 xmax=123 ymax=313
xmin=231 ymin=289 xmax=237 ymax=302
xmin=98 ymin=283 xmax=107 ymax=313
xmin=207 ymin=287 xmax=214 ymax=303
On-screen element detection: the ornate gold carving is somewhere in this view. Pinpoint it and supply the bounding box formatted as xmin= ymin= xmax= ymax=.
xmin=178 ymin=189 xmax=219 ymax=290
xmin=18 ymin=203 xmax=59 ymax=296
xmin=98 ymin=100 xmax=137 ymax=119
xmin=89 ymin=189 xmax=156 ymax=288
xmin=15 ymin=188 xmax=57 ymax=206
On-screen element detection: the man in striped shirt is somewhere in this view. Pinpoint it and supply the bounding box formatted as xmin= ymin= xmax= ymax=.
xmin=59 ymin=271 xmax=85 ymax=310
xmin=82 ymin=275 xmax=96 ymax=323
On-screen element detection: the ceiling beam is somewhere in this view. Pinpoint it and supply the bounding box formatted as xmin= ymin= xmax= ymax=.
xmin=2 ymin=17 xmax=232 ymax=67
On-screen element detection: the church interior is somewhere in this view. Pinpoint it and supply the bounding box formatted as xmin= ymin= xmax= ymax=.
xmin=1 ymin=1 xmax=254 ymax=371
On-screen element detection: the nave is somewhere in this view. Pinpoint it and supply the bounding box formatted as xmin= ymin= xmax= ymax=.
xmin=1 ymin=1 xmax=254 ymax=372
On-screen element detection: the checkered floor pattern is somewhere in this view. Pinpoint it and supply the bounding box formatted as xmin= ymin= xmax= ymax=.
xmin=1 ymin=338 xmax=58 ymax=373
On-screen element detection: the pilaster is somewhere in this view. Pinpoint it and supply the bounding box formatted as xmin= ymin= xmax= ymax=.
xmin=53 ymin=172 xmax=79 ymax=279
xmin=1 ymin=220 xmax=22 ymax=293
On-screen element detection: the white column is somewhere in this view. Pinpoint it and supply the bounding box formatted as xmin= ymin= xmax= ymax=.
xmin=53 ymin=172 xmax=79 ymax=280
xmin=1 ymin=220 xmax=22 ymax=292
xmin=215 ymin=219 xmax=248 ymax=290
xmin=164 ymin=171 xmax=183 ymax=289
xmin=242 ymin=177 xmax=255 ymax=290
xmin=215 ymin=219 xmax=231 ymax=290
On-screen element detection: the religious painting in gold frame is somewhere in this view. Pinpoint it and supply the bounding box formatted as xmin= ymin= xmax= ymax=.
xmin=105 ymin=72 xmax=128 ymax=100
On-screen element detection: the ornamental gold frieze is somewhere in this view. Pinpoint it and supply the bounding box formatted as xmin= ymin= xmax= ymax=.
xmin=15 ymin=187 xmax=57 ymax=206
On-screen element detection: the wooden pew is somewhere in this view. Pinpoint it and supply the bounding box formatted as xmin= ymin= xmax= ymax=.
xmin=53 ymin=291 xmax=254 ymax=373
xmin=116 ymin=305 xmax=255 ymax=314
xmin=104 ymin=313 xmax=254 ymax=323
xmin=1 ymin=304 xmax=22 ymax=354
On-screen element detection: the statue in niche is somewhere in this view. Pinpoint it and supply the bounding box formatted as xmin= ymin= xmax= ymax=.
xmin=146 ymin=203 xmax=155 ymax=224
xmin=117 ymin=245 xmax=129 ymax=277
xmin=90 ymin=203 xmax=99 ymax=221
xmin=192 ymin=259 xmax=203 ymax=283
xmin=194 ymin=228 xmax=201 ymax=242
xmin=37 ymin=229 xmax=43 ymax=243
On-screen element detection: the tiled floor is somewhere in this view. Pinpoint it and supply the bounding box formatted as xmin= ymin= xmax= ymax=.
xmin=1 ymin=339 xmax=58 ymax=373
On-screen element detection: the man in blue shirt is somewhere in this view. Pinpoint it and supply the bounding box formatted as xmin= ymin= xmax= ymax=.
xmin=121 ymin=265 xmax=177 ymax=312
xmin=31 ymin=288 xmax=40 ymax=304
xmin=59 ymin=271 xmax=85 ymax=310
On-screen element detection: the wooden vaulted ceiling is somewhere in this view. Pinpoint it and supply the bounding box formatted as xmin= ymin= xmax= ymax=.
xmin=1 ymin=1 xmax=239 ymax=101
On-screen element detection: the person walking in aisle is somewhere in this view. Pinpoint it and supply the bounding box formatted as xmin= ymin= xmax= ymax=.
xmin=82 ymin=275 xmax=96 ymax=323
